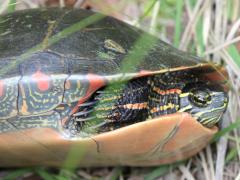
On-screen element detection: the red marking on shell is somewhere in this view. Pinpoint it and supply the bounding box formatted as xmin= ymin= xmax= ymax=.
xmin=135 ymin=70 xmax=154 ymax=78
xmin=68 ymin=74 xmax=106 ymax=121
xmin=0 ymin=80 xmax=4 ymax=97
xmin=32 ymin=70 xmax=50 ymax=92
xmin=86 ymin=74 xmax=106 ymax=96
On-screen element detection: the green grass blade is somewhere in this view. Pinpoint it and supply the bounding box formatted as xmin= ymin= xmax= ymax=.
xmin=7 ymin=0 xmax=16 ymax=13
xmin=227 ymin=45 xmax=240 ymax=67
xmin=62 ymin=143 xmax=87 ymax=170
xmin=225 ymin=147 xmax=238 ymax=164
xmin=34 ymin=168 xmax=56 ymax=180
xmin=144 ymin=162 xmax=183 ymax=180
xmin=212 ymin=118 xmax=240 ymax=142
xmin=139 ymin=0 xmax=158 ymax=22
xmin=56 ymin=169 xmax=78 ymax=180
xmin=55 ymin=176 xmax=69 ymax=180
xmin=109 ymin=167 xmax=123 ymax=180
xmin=174 ymin=0 xmax=184 ymax=47
xmin=2 ymin=168 xmax=33 ymax=180
xmin=144 ymin=165 xmax=171 ymax=180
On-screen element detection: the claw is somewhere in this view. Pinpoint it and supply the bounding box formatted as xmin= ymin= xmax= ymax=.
xmin=73 ymin=109 xmax=94 ymax=117
xmin=97 ymin=89 xmax=121 ymax=94
xmin=96 ymin=90 xmax=103 ymax=94
xmin=89 ymin=122 xmax=107 ymax=129
xmin=78 ymin=101 xmax=97 ymax=107
xmin=96 ymin=90 xmax=116 ymax=94
xmin=75 ymin=116 xmax=96 ymax=122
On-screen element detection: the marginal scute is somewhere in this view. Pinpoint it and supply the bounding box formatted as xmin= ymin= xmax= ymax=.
xmin=8 ymin=111 xmax=60 ymax=130
xmin=18 ymin=74 xmax=67 ymax=115
xmin=63 ymin=75 xmax=89 ymax=103
xmin=63 ymin=74 xmax=106 ymax=104
xmin=0 ymin=77 xmax=19 ymax=119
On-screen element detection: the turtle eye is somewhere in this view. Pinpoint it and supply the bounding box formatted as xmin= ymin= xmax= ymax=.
xmin=189 ymin=89 xmax=212 ymax=107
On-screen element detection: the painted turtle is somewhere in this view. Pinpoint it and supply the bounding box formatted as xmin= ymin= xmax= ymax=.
xmin=0 ymin=8 xmax=228 ymax=167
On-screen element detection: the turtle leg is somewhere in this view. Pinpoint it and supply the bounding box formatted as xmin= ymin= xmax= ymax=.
xmin=68 ymin=77 xmax=163 ymax=134
xmin=95 ymin=77 xmax=149 ymax=123
xmin=69 ymin=77 xmax=150 ymax=133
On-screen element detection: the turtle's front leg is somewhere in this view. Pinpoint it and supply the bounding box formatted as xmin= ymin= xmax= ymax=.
xmin=69 ymin=77 xmax=150 ymax=134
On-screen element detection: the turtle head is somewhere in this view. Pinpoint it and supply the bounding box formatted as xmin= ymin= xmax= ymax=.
xmin=179 ymin=83 xmax=228 ymax=127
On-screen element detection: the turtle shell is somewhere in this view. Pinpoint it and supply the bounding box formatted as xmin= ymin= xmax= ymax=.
xmin=0 ymin=8 xmax=228 ymax=167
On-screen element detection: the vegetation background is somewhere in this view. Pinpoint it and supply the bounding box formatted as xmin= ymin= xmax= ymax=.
xmin=0 ymin=0 xmax=239 ymax=179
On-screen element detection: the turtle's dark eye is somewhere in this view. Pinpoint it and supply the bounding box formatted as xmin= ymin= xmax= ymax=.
xmin=189 ymin=89 xmax=212 ymax=107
